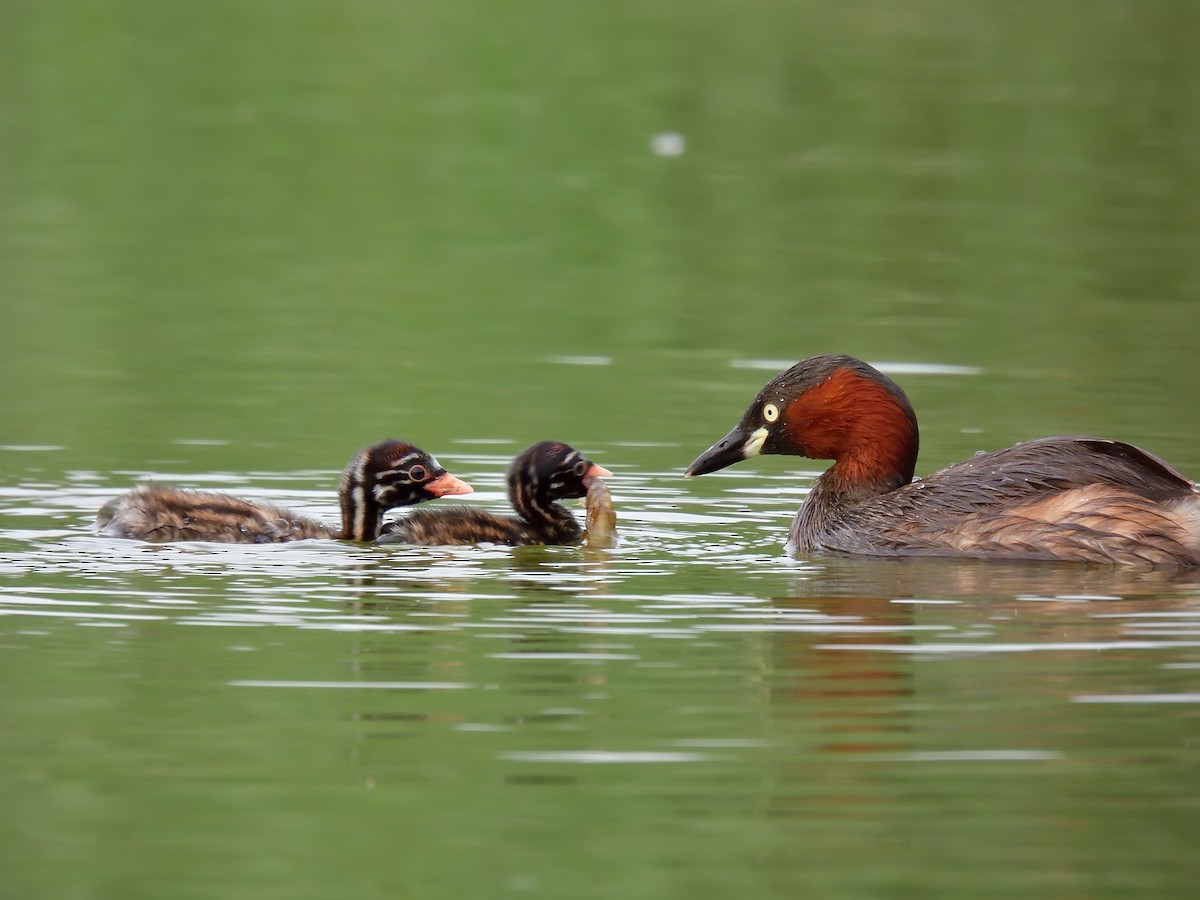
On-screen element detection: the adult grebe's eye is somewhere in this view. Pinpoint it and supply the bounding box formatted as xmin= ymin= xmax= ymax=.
xmin=572 ymin=460 xmax=587 ymax=476
xmin=408 ymin=464 xmax=428 ymax=483
xmin=763 ymin=403 xmax=779 ymax=423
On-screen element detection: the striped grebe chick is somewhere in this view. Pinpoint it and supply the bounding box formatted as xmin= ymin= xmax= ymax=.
xmin=97 ymin=440 xmax=472 ymax=543
xmin=377 ymin=440 xmax=613 ymax=547
xmin=686 ymin=354 xmax=1200 ymax=566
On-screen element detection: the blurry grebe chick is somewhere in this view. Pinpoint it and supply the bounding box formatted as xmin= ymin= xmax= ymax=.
xmin=97 ymin=441 xmax=473 ymax=543
xmin=686 ymin=354 xmax=1200 ymax=566
xmin=377 ymin=440 xmax=613 ymax=547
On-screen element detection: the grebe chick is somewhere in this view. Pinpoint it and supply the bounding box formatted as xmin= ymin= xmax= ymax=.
xmin=377 ymin=440 xmax=613 ymax=547
xmin=97 ymin=440 xmax=472 ymax=543
xmin=685 ymin=354 xmax=1200 ymax=566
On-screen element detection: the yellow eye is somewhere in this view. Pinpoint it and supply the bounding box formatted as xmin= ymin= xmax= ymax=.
xmin=763 ymin=403 xmax=779 ymax=423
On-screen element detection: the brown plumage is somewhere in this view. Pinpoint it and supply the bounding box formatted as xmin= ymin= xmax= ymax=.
xmin=96 ymin=441 xmax=472 ymax=543
xmin=686 ymin=354 xmax=1200 ymax=566
xmin=377 ymin=440 xmax=613 ymax=547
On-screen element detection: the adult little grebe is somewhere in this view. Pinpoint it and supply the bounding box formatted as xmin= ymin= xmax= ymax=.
xmin=97 ymin=440 xmax=473 ymax=543
xmin=377 ymin=440 xmax=613 ymax=546
xmin=685 ymin=355 xmax=1200 ymax=565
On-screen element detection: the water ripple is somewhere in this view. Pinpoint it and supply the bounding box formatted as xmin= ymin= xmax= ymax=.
xmin=3 ymin=449 xmax=1200 ymax=670
xmin=230 ymin=680 xmax=473 ymax=690
xmin=498 ymin=751 xmax=711 ymax=764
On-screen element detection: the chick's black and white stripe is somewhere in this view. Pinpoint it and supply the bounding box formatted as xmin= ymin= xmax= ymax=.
xmin=378 ymin=441 xmax=606 ymax=547
xmin=339 ymin=443 xmax=446 ymax=541
xmin=98 ymin=440 xmax=468 ymax=544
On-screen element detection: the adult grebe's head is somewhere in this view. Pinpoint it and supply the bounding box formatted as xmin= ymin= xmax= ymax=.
xmin=685 ymin=355 xmax=919 ymax=489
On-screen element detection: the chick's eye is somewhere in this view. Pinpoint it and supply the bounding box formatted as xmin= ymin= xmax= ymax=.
xmin=408 ymin=465 xmax=428 ymax=483
xmin=763 ymin=403 xmax=780 ymax=423
xmin=572 ymin=460 xmax=587 ymax=476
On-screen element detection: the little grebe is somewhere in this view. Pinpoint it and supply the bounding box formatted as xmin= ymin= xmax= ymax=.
xmin=97 ymin=440 xmax=472 ymax=543
xmin=377 ymin=440 xmax=613 ymax=547
xmin=685 ymin=355 xmax=1200 ymax=565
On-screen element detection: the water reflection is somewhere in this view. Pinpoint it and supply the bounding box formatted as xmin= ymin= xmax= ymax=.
xmin=786 ymin=555 xmax=1200 ymax=602
xmin=3 ymin=450 xmax=1200 ymax=894
xmin=2 ymin=458 xmax=1200 ymax=854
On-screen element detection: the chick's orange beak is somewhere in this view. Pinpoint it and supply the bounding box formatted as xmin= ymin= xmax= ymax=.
xmin=585 ymin=463 xmax=613 ymax=479
xmin=426 ymin=472 xmax=473 ymax=497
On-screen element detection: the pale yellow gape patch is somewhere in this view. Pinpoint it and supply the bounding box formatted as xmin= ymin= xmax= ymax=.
xmin=743 ymin=426 xmax=770 ymax=458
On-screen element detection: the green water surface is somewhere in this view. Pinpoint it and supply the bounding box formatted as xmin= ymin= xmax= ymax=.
xmin=3 ymin=2 xmax=1200 ymax=898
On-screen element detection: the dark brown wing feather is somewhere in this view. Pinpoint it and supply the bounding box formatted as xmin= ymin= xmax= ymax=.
xmin=378 ymin=506 xmax=582 ymax=547
xmin=800 ymin=437 xmax=1200 ymax=565
xmin=925 ymin=437 xmax=1194 ymax=501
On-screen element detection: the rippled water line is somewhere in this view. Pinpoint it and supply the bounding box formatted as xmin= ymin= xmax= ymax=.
xmin=880 ymin=750 xmax=1064 ymax=762
xmin=0 ymin=609 xmax=164 ymax=621
xmin=728 ymin=359 xmax=983 ymax=377
xmin=8 ymin=460 xmax=1200 ymax=627
xmin=1073 ymin=693 xmax=1200 ymax=704
xmin=543 ymin=627 xmax=698 ymax=637
xmin=497 ymin=751 xmax=712 ymax=764
xmin=179 ymin=616 xmax=311 ymax=628
xmin=818 ymin=641 xmax=1200 ymax=654
xmin=230 ymin=680 xmax=473 ymax=690
xmin=698 ymin=623 xmax=949 ymax=633
xmin=1015 ymin=594 xmax=1114 ymax=603
xmin=293 ymin=622 xmax=448 ymax=632
xmin=0 ymin=585 xmax=206 ymax=600
xmin=1120 ymin=624 xmax=1200 ymax=636
xmin=0 ymin=593 xmax=155 ymax=610
xmin=491 ymin=613 xmax=677 ymax=624
xmin=487 ymin=652 xmax=639 ymax=661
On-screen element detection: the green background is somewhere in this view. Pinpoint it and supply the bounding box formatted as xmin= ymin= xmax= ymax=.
xmin=2 ymin=2 xmax=1199 ymax=897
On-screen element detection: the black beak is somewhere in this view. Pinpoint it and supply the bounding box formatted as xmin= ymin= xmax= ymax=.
xmin=685 ymin=425 xmax=753 ymax=477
